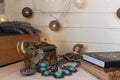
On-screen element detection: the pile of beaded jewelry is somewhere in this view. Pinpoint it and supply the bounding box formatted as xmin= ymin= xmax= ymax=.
xmin=37 ymin=59 xmax=80 ymax=79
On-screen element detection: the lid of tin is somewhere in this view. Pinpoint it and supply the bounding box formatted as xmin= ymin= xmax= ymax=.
xmin=38 ymin=42 xmax=56 ymax=52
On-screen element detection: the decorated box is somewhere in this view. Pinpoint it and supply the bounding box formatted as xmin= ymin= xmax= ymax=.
xmin=38 ymin=42 xmax=57 ymax=66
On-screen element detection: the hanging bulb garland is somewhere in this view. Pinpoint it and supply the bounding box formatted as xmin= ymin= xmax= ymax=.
xmin=28 ymin=0 xmax=84 ymax=31
xmin=48 ymin=0 xmax=73 ymax=31
xmin=32 ymin=0 xmax=73 ymax=31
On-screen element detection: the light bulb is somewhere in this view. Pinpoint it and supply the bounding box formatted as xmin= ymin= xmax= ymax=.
xmin=49 ymin=20 xmax=60 ymax=31
xmin=53 ymin=24 xmax=56 ymax=28
xmin=0 ymin=15 xmax=9 ymax=23
xmin=116 ymin=8 xmax=120 ymax=19
xmin=25 ymin=11 xmax=29 ymax=14
xmin=22 ymin=7 xmax=33 ymax=18
xmin=74 ymin=0 xmax=84 ymax=8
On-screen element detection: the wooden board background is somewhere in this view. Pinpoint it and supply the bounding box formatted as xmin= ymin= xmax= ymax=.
xmin=5 ymin=0 xmax=120 ymax=54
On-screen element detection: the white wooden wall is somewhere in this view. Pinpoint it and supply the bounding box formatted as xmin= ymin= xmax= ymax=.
xmin=4 ymin=0 xmax=120 ymax=54
xmin=0 ymin=0 xmax=4 ymax=14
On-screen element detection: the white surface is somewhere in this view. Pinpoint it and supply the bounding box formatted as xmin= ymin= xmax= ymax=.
xmin=0 ymin=62 xmax=99 ymax=80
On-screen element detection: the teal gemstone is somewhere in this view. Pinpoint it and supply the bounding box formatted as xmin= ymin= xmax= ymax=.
xmin=55 ymin=71 xmax=62 ymax=77
xmin=69 ymin=67 xmax=75 ymax=71
xmin=63 ymin=70 xmax=70 ymax=74
xmin=40 ymin=63 xmax=47 ymax=67
xmin=44 ymin=71 xmax=49 ymax=75
xmin=40 ymin=67 xmax=46 ymax=71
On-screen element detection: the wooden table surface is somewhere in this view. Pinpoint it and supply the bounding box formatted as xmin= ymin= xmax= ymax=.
xmin=0 ymin=62 xmax=99 ymax=80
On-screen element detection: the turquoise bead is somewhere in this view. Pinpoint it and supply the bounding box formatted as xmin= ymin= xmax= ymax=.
xmin=63 ymin=70 xmax=70 ymax=74
xmin=40 ymin=67 xmax=46 ymax=71
xmin=44 ymin=71 xmax=49 ymax=75
xmin=40 ymin=63 xmax=47 ymax=67
xmin=69 ymin=67 xmax=75 ymax=71
xmin=55 ymin=71 xmax=62 ymax=77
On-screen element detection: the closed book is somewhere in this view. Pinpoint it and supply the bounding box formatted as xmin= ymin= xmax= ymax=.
xmin=81 ymin=59 xmax=120 ymax=80
xmin=83 ymin=52 xmax=120 ymax=68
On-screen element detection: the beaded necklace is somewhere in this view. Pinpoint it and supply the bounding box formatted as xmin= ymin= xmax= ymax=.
xmin=38 ymin=53 xmax=81 ymax=79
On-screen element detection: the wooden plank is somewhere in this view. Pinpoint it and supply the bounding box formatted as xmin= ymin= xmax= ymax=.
xmin=33 ymin=0 xmax=120 ymax=12
xmin=43 ymin=28 xmax=120 ymax=44
xmin=50 ymin=41 xmax=120 ymax=54
xmin=14 ymin=0 xmax=33 ymax=13
xmin=15 ymin=12 xmax=120 ymax=28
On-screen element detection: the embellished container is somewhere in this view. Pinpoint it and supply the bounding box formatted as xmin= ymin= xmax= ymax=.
xmin=38 ymin=42 xmax=57 ymax=66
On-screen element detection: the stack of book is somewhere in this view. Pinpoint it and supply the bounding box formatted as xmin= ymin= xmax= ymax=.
xmin=81 ymin=52 xmax=120 ymax=80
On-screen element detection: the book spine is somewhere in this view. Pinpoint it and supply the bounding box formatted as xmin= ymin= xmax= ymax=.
xmin=105 ymin=61 xmax=120 ymax=68
xmin=83 ymin=54 xmax=105 ymax=68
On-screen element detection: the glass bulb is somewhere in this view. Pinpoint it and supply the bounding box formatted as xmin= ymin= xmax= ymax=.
xmin=0 ymin=15 xmax=9 ymax=23
xmin=49 ymin=20 xmax=60 ymax=31
xmin=25 ymin=11 xmax=29 ymax=14
xmin=74 ymin=0 xmax=84 ymax=8
xmin=22 ymin=7 xmax=33 ymax=18
xmin=53 ymin=24 xmax=56 ymax=28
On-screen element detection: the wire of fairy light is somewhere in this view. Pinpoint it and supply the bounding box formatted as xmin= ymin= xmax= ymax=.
xmin=32 ymin=0 xmax=74 ymax=21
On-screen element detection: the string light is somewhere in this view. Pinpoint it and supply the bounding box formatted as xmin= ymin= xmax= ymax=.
xmin=49 ymin=20 xmax=60 ymax=31
xmin=116 ymin=8 xmax=120 ymax=19
xmin=22 ymin=7 xmax=33 ymax=18
xmin=48 ymin=0 xmax=73 ymax=31
xmin=32 ymin=0 xmax=79 ymax=31
xmin=74 ymin=0 xmax=84 ymax=8
xmin=0 ymin=14 xmax=9 ymax=23
xmin=32 ymin=0 xmax=85 ymax=32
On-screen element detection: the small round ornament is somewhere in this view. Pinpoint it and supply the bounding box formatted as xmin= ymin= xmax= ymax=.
xmin=49 ymin=20 xmax=61 ymax=31
xmin=22 ymin=7 xmax=33 ymax=18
